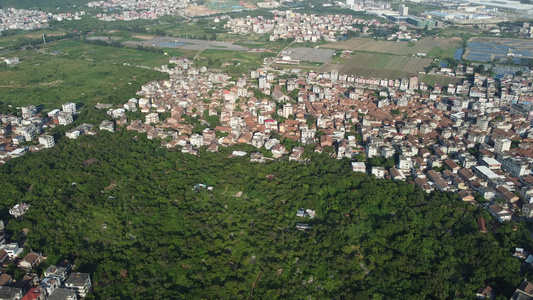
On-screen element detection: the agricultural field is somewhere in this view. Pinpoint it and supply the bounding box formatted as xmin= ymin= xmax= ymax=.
xmin=0 ymin=50 xmax=166 ymax=109
xmin=320 ymin=52 xmax=460 ymax=86
xmin=39 ymin=40 xmax=188 ymax=67
xmin=323 ymin=37 xmax=462 ymax=58
xmin=195 ymin=49 xmax=264 ymax=76
xmin=321 ymin=52 xmax=431 ymax=78
xmin=0 ymin=29 xmax=66 ymax=49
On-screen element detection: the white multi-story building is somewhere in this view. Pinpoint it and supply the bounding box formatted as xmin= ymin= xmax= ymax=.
xmin=190 ymin=133 xmax=204 ymax=147
xmin=99 ymin=120 xmax=115 ymax=132
xmin=62 ymin=102 xmax=76 ymax=114
xmin=145 ymin=113 xmax=159 ymax=124
xmin=399 ymin=4 xmax=409 ymax=16
xmin=397 ymin=155 xmax=412 ymax=170
xmin=58 ymin=112 xmax=74 ymax=125
xmin=65 ymin=129 xmax=80 ymax=139
xmin=371 ymin=166 xmax=386 ymax=178
xmin=21 ymin=105 xmax=37 ymax=118
xmin=282 ymin=104 xmax=293 ymax=118
xmin=494 ymin=138 xmax=511 ymax=154
xmin=351 ymin=162 xmax=366 ymax=173
xmin=19 ymin=124 xmax=38 ymax=141
xmin=502 ymin=157 xmax=531 ymax=178
xmin=65 ymin=273 xmax=91 ymax=298
xmin=38 ymin=135 xmax=55 ymax=148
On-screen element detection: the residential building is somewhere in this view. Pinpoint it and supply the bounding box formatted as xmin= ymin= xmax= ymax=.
xmin=21 ymin=105 xmax=37 ymax=118
xmin=58 ymin=112 xmax=73 ymax=126
xmin=371 ymin=166 xmax=386 ymax=179
xmin=511 ymin=280 xmax=533 ymax=300
xmin=65 ymin=130 xmax=80 ymax=140
xmin=494 ymin=138 xmax=511 ymax=154
xmin=475 ymin=286 xmax=493 ymax=299
xmin=62 ymin=103 xmax=76 ymax=114
xmin=48 ymin=288 xmax=77 ymax=300
xmin=38 ymin=135 xmax=55 ymax=148
xmin=19 ymin=252 xmax=42 ymax=270
xmin=64 ymin=273 xmax=91 ymax=298
xmin=19 ymin=125 xmax=38 ymax=141
xmin=99 ymin=120 xmax=115 ymax=132
xmin=523 ymin=203 xmax=533 ymax=218
xmin=44 ymin=264 xmax=71 ymax=283
xmin=502 ymin=157 xmax=531 ymax=178
xmin=0 ymin=287 xmax=23 ymax=300
xmin=351 ymin=161 xmax=366 ymax=173
xmin=145 ymin=113 xmax=159 ymax=124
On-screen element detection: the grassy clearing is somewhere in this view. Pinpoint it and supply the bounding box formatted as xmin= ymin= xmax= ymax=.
xmin=335 ymin=52 xmax=431 ymax=76
xmin=418 ymin=75 xmax=461 ymax=87
xmin=323 ymin=37 xmax=462 ymax=56
xmin=39 ymin=40 xmax=186 ymax=67
xmin=0 ymin=29 xmax=67 ymax=48
xmin=192 ymin=49 xmax=264 ymax=77
xmin=0 ymin=50 xmax=166 ymax=109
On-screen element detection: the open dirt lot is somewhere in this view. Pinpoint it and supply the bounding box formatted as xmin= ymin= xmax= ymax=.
xmin=281 ymin=47 xmax=336 ymax=63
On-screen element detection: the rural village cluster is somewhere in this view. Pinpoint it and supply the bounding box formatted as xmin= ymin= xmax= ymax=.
xmin=3 ymin=0 xmax=533 ymax=298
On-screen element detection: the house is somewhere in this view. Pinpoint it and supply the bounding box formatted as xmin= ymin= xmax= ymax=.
xmin=19 ymin=252 xmax=42 ymax=270
xmin=511 ymin=280 xmax=533 ymax=300
xmin=271 ymin=144 xmax=287 ymax=158
xmin=0 ymin=250 xmax=7 ymax=263
xmin=39 ymin=277 xmax=60 ymax=297
xmin=4 ymin=57 xmax=19 ymax=65
xmin=486 ymin=203 xmax=512 ymax=222
xmin=475 ymin=286 xmax=493 ymax=299
xmin=62 ymin=103 xmax=76 ymax=114
xmin=295 ymin=223 xmax=311 ymax=231
xmin=44 ymin=264 xmax=71 ymax=283
xmin=145 ymin=113 xmax=159 ymax=124
xmin=82 ymin=158 xmax=99 ymax=166
xmin=296 ymin=208 xmax=305 ymax=217
xmin=9 ymin=203 xmax=29 ymax=218
xmin=371 ymin=166 xmax=386 ymax=179
xmin=0 ymin=287 xmax=23 ymax=300
xmin=99 ymin=120 xmax=115 ymax=133
xmin=289 ymin=147 xmax=304 ymax=162
xmin=21 ymin=286 xmax=45 ymax=300
xmin=458 ymin=191 xmax=475 ymax=203
xmin=4 ymin=243 xmax=22 ymax=258
xmin=390 ymin=168 xmax=406 ymax=181
xmin=0 ymin=274 xmax=12 ymax=287
xmin=65 ymin=129 xmax=80 ymax=139
xmin=250 ymin=152 xmax=265 ymax=163
xmin=58 ymin=112 xmax=73 ymax=126
xmin=514 ymin=248 xmax=528 ymax=259
xmin=523 ymin=203 xmax=533 ymax=218
xmin=38 ymin=135 xmax=55 ymax=148
xmin=48 ymin=288 xmax=77 ymax=300
xmin=477 ymin=217 xmax=487 ymax=233
xmin=271 ymin=89 xmax=290 ymax=102
xmin=64 ymin=273 xmax=91 ymax=298
xmin=206 ymin=142 xmax=218 ymax=153
xmin=15 ymin=274 xmax=38 ymax=294
xmin=231 ymin=151 xmax=247 ymax=157
xmin=351 ymin=162 xmax=366 ymax=173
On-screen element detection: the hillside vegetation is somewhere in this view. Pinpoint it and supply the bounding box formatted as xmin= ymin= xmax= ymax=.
xmin=0 ymin=121 xmax=531 ymax=299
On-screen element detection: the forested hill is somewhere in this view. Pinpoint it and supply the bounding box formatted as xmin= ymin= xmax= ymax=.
xmin=0 ymin=128 xmax=532 ymax=299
